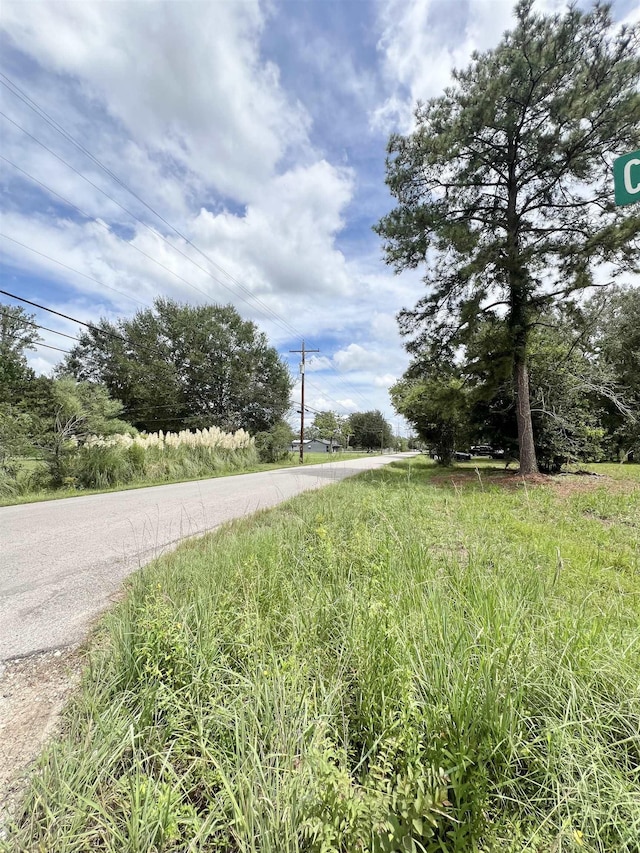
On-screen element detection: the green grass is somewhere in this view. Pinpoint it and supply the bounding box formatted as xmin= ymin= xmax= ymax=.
xmin=6 ymin=459 xmax=640 ymax=852
xmin=0 ymin=451 xmax=373 ymax=507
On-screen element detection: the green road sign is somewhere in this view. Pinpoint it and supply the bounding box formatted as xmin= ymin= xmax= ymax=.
xmin=613 ymin=150 xmax=640 ymax=206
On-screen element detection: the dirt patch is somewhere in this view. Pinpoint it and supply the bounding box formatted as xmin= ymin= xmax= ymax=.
xmin=427 ymin=469 xmax=624 ymax=497
xmin=550 ymin=473 xmax=637 ymax=499
xmin=430 ymin=470 xmax=548 ymax=490
xmin=0 ymin=646 xmax=82 ymax=828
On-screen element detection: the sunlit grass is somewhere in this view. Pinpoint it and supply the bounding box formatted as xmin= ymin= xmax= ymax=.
xmin=7 ymin=458 xmax=640 ymax=852
xmin=0 ymin=451 xmax=373 ymax=507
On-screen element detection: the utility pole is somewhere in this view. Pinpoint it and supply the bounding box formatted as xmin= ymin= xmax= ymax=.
xmin=289 ymin=340 xmax=319 ymax=464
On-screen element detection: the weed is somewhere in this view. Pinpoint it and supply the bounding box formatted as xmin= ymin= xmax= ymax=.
xmin=6 ymin=459 xmax=640 ymax=851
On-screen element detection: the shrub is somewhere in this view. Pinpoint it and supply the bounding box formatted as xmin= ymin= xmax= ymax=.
xmin=0 ymin=462 xmax=49 ymax=498
xmin=0 ymin=465 xmax=18 ymax=497
xmin=255 ymin=420 xmax=293 ymax=463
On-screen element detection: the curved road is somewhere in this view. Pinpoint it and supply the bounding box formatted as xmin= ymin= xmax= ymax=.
xmin=0 ymin=453 xmax=411 ymax=660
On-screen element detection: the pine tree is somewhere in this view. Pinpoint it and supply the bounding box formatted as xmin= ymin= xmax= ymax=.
xmin=376 ymin=0 xmax=640 ymax=473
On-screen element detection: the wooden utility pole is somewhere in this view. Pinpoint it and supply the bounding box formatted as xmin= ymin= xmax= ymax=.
xmin=289 ymin=341 xmax=319 ymax=464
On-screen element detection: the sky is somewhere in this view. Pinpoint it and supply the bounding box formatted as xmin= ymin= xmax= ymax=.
xmin=1 ymin=0 xmax=638 ymax=435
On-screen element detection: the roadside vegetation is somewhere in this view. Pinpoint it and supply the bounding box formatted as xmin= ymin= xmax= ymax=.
xmin=0 ymin=447 xmax=373 ymax=508
xmin=1 ymin=300 xmax=397 ymax=506
xmin=7 ymin=457 xmax=639 ymax=852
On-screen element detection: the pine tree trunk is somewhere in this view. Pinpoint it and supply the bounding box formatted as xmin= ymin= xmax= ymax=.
xmin=505 ymin=161 xmax=538 ymax=476
xmin=513 ymin=355 xmax=538 ymax=475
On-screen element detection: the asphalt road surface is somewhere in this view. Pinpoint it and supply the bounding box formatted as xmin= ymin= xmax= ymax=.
xmin=0 ymin=453 xmax=412 ymax=660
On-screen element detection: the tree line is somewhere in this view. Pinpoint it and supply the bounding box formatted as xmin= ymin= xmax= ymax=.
xmin=0 ymin=299 xmax=293 ymax=491
xmin=390 ymin=286 xmax=639 ymax=469
xmin=1 ymin=298 xmax=400 ymax=495
xmin=304 ymin=408 xmax=397 ymax=452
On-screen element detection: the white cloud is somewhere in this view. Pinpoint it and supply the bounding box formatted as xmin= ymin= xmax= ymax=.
xmin=370 ymin=310 xmax=402 ymax=342
xmin=0 ymin=0 xmax=457 ymax=420
xmin=191 ymin=160 xmax=355 ymax=299
xmin=621 ymin=2 xmax=640 ymax=26
xmin=0 ymin=1 xmax=365 ymax=357
xmin=373 ymin=0 xmax=569 ymax=133
xmin=306 ymin=355 xmax=334 ymax=372
xmin=374 ymin=373 xmax=397 ymax=388
xmin=1 ymin=0 xmax=310 ymax=203
xmin=333 ymin=343 xmax=385 ymax=371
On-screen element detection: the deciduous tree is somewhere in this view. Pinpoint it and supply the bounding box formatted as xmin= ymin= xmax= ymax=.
xmin=578 ymin=285 xmax=640 ymax=459
xmin=0 ymin=303 xmax=40 ymax=404
xmin=391 ymin=375 xmax=469 ymax=466
xmin=349 ymin=410 xmax=393 ymax=450
xmin=63 ymin=299 xmax=292 ymax=434
xmin=307 ymin=410 xmax=345 ymax=443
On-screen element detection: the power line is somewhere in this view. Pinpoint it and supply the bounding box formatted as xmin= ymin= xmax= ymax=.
xmin=304 ymin=377 xmax=397 ymax=425
xmin=0 ymin=78 xmax=389 ymax=413
xmin=292 ymin=401 xmax=323 ymax=415
xmin=1 ymin=290 xmax=392 ymax=429
xmin=119 ymin=400 xmax=313 ymax=418
xmin=1 ymin=288 xmax=122 ymax=339
xmin=35 ymin=341 xmax=71 ymax=354
xmin=0 ymin=232 xmax=148 ymax=309
xmin=0 ymin=287 xmax=252 ymax=372
xmin=0 ymin=73 xmax=300 ymax=338
xmin=1 ymin=277 xmax=389 ymax=424
xmin=0 ymin=290 xmax=308 ymax=408
xmin=305 ymin=378 xmax=354 ymax=416
xmin=315 ymin=366 xmax=370 ymax=411
xmin=0 ymin=111 xmax=298 ymax=339
xmin=0 ymin=79 xmax=386 ymax=410
xmin=0 ymin=287 xmax=145 ymax=353
xmin=281 ymin=346 xmax=383 ymax=414
xmin=2 ymin=157 xmax=285 ymax=319
xmin=0 ymin=307 xmax=82 ymax=342
xmin=1 ymin=289 xmax=297 ymax=390
xmin=1 ymin=235 xmax=384 ymax=418
xmin=0 ymin=287 xmax=230 ymax=370
xmin=0 ymin=292 xmax=312 ymax=426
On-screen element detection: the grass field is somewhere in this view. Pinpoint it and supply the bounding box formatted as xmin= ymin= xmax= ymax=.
xmin=0 ymin=451 xmax=371 ymax=507
xmin=6 ymin=459 xmax=640 ymax=852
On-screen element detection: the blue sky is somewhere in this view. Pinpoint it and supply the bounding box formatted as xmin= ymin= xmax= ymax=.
xmin=1 ymin=0 xmax=638 ymax=432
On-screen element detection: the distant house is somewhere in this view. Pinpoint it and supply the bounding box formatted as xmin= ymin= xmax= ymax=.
xmin=290 ymin=438 xmax=343 ymax=454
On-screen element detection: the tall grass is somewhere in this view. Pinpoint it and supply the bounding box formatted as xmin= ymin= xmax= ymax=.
xmin=7 ymin=459 xmax=640 ymax=851
xmin=0 ymin=451 xmax=372 ymax=507
xmin=72 ymin=426 xmax=258 ymax=488
xmin=0 ymin=460 xmax=48 ymax=498
xmin=73 ymin=443 xmax=259 ymax=489
xmin=83 ymin=426 xmax=254 ymax=452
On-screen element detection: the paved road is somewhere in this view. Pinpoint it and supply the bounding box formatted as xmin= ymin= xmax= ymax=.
xmin=0 ymin=454 xmax=411 ymax=660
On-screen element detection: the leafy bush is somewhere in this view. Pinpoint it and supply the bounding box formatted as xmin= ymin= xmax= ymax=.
xmin=0 ymin=403 xmax=33 ymax=466
xmin=0 ymin=465 xmax=18 ymax=497
xmin=126 ymin=441 xmax=147 ymax=475
xmin=255 ymin=420 xmax=293 ymax=463
xmin=0 ymin=461 xmax=49 ymax=498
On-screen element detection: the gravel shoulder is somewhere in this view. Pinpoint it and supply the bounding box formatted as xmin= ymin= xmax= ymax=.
xmin=0 ymin=647 xmax=82 ymax=830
